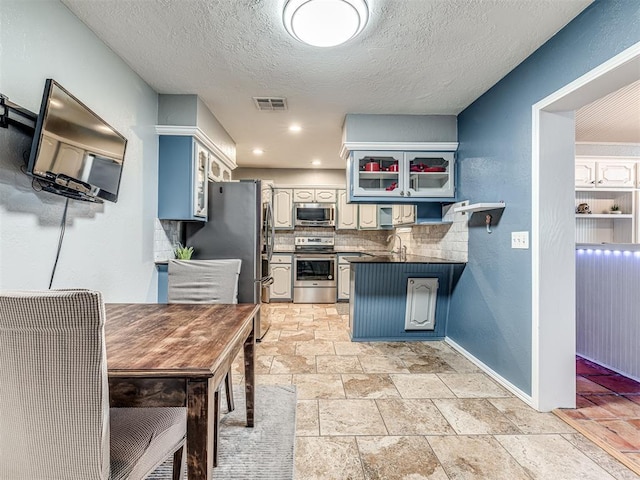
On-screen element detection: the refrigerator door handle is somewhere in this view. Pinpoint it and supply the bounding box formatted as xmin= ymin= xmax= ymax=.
xmin=266 ymin=202 xmax=275 ymax=263
xmin=257 ymin=275 xmax=274 ymax=286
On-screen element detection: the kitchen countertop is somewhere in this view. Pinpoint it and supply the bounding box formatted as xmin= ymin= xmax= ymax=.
xmin=344 ymin=253 xmax=465 ymax=264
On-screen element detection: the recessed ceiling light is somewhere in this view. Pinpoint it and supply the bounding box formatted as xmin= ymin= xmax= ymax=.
xmin=252 ymin=148 xmax=264 ymax=155
xmin=283 ymin=0 xmax=369 ymax=48
xmin=289 ymin=124 xmax=302 ymax=133
xmin=311 ymin=159 xmax=321 ymax=166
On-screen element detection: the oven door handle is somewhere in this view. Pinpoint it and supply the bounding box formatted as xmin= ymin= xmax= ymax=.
xmin=295 ymin=254 xmax=337 ymax=260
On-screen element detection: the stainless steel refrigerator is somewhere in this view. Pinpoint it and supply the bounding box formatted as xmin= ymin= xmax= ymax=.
xmin=183 ymin=180 xmax=274 ymax=339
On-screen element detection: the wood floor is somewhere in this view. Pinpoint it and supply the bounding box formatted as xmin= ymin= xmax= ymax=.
xmin=555 ymin=356 xmax=640 ymax=475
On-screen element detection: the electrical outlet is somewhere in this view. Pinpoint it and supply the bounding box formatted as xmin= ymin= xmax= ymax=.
xmin=511 ymin=231 xmax=529 ymax=249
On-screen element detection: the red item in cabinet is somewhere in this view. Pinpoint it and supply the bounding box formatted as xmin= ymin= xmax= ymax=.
xmin=364 ymin=162 xmax=380 ymax=172
xmin=423 ymin=166 xmax=446 ymax=172
xmin=388 ymin=163 xmax=399 ymax=172
xmin=385 ymin=182 xmax=397 ymax=191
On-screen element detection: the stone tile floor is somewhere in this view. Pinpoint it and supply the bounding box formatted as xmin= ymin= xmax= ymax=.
xmin=231 ymin=304 xmax=639 ymax=479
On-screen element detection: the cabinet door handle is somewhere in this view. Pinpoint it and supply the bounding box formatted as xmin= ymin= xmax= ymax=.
xmin=589 ymin=180 xmax=595 ymax=184
xmin=598 ymin=180 xmax=603 ymax=184
xmin=400 ymin=191 xmax=405 ymax=196
xmin=406 ymin=191 xmax=411 ymax=197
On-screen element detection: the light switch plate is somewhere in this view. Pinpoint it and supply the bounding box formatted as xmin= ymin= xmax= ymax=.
xmin=511 ymin=231 xmax=529 ymax=249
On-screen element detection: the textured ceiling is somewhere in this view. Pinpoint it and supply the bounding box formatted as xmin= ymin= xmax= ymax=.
xmin=62 ymin=0 xmax=592 ymax=169
xmin=576 ymin=79 xmax=640 ymax=144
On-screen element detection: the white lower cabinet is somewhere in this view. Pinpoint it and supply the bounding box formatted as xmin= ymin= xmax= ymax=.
xmin=404 ymin=277 xmax=438 ymax=330
xmin=270 ymin=254 xmax=292 ymax=301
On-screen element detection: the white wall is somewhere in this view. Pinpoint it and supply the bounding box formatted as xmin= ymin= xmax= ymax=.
xmin=0 ymin=1 xmax=159 ymax=302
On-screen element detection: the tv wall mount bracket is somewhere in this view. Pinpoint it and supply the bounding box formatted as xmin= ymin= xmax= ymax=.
xmin=0 ymin=94 xmax=37 ymax=134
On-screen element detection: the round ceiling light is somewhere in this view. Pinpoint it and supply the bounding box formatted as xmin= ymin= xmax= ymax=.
xmin=283 ymin=0 xmax=369 ymax=48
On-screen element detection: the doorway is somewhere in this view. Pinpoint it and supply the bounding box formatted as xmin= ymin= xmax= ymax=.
xmin=532 ymin=42 xmax=640 ymax=411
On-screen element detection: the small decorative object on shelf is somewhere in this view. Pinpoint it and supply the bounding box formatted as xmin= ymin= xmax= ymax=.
xmin=174 ymin=243 xmax=194 ymax=260
xmin=576 ymin=203 xmax=591 ymax=214
xmin=609 ymin=204 xmax=622 ymax=214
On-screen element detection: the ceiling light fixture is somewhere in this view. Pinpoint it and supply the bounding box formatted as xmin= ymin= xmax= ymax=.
xmin=289 ymin=124 xmax=302 ymax=132
xmin=252 ymin=148 xmax=264 ymax=155
xmin=283 ymin=0 xmax=369 ymax=48
xmin=311 ymin=159 xmax=322 ymax=166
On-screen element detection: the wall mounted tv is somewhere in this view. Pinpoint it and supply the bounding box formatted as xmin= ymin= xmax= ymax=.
xmin=27 ymin=79 xmax=127 ymax=203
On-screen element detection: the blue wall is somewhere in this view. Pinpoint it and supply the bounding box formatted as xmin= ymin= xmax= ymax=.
xmin=449 ymin=0 xmax=640 ymax=395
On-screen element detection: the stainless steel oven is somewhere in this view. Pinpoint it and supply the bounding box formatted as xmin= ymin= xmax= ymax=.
xmin=293 ymin=236 xmax=336 ymax=303
xmin=293 ymin=254 xmax=336 ymax=303
xmin=294 ymin=203 xmax=335 ymax=227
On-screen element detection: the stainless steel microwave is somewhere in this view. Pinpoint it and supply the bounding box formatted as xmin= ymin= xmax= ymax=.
xmin=294 ymin=203 xmax=335 ymax=227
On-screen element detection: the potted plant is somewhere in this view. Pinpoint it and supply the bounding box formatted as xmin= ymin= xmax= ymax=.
xmin=174 ymin=243 xmax=194 ymax=260
xmin=610 ymin=204 xmax=622 ymax=215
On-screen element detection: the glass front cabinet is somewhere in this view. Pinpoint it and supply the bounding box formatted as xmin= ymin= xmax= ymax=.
xmin=350 ymin=151 xmax=455 ymax=200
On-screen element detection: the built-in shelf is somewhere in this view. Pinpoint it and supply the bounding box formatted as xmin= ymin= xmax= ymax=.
xmin=454 ymin=202 xmax=506 ymax=214
xmin=414 ymin=219 xmax=454 ymax=225
xmin=575 ymin=214 xmax=633 ymax=219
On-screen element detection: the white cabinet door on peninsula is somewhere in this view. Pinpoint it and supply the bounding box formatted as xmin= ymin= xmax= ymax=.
xmin=270 ymin=254 xmax=293 ymax=301
xmin=337 ymin=255 xmax=351 ymax=300
xmin=158 ymin=136 xmax=209 ymax=221
xmin=350 ymin=151 xmax=455 ymax=200
xmin=337 ymin=189 xmax=358 ymax=229
xmin=273 ymin=188 xmax=294 ymax=229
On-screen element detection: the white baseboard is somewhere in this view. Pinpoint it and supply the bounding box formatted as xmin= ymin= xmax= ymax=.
xmin=445 ymin=337 xmax=534 ymax=407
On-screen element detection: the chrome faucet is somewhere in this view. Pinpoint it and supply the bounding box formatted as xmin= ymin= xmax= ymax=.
xmin=386 ymin=233 xmax=406 ymax=260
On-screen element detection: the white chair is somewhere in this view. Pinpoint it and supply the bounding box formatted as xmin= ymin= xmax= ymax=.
xmin=167 ymin=258 xmax=242 ymax=466
xmin=0 ymin=289 xmax=186 ymax=480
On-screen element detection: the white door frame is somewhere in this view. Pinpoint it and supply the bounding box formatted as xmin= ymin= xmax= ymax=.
xmin=531 ymin=42 xmax=640 ymax=411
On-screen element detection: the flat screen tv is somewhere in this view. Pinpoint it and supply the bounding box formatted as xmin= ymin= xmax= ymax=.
xmin=27 ymin=79 xmax=127 ymax=203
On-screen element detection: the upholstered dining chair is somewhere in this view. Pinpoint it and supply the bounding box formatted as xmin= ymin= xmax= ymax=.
xmin=0 ymin=290 xmax=186 ymax=480
xmin=167 ymin=258 xmax=242 ymax=466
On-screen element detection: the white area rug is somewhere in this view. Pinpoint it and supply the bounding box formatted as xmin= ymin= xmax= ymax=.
xmin=149 ymin=385 xmax=296 ymax=479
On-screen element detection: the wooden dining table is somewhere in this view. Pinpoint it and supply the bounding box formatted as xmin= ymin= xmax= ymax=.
xmin=105 ymin=303 xmax=259 ymax=480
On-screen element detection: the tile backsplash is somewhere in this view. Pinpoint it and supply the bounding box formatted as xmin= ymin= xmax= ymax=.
xmin=156 ymin=203 xmax=470 ymax=262
xmin=274 ymin=227 xmax=388 ymax=251
xmin=154 ymin=219 xmax=180 ymax=261
xmin=274 ymin=201 xmax=469 ymax=261
xmin=394 ymin=202 xmax=469 ymax=262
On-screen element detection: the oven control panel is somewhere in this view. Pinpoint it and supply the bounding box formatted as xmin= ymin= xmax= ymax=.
xmin=295 ymin=236 xmax=335 ymax=248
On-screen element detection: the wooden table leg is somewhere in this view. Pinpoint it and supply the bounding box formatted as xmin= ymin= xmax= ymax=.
xmin=186 ymin=378 xmax=214 ymax=480
xmin=243 ymin=314 xmax=256 ymax=427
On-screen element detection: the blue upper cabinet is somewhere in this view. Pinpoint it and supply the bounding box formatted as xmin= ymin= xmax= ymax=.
xmin=348 ymin=150 xmax=456 ymax=203
xmin=158 ymin=136 xmax=209 ymax=221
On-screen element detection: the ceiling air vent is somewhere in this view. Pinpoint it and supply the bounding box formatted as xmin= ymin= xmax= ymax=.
xmin=253 ymin=97 xmax=287 ymax=111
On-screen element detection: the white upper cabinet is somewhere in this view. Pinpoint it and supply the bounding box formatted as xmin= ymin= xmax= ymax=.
xmin=261 ymin=181 xmax=274 ymax=204
xmin=575 ymin=158 xmax=636 ymax=189
xmin=597 ymin=162 xmax=636 ymax=188
xmin=392 ymin=204 xmax=415 ymax=226
xmin=293 ymin=188 xmax=336 ymax=203
xmin=358 ymin=204 xmax=378 ymax=229
xmin=337 ymin=189 xmax=358 ymax=230
xmin=575 ymin=160 xmax=596 ymax=187
xmin=273 ymin=188 xmax=294 ymax=229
